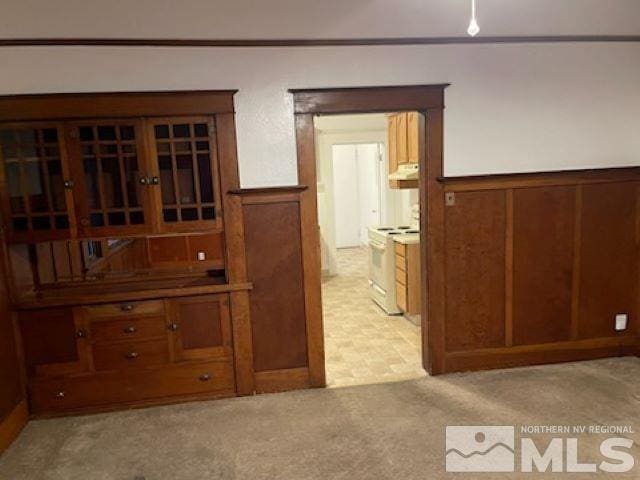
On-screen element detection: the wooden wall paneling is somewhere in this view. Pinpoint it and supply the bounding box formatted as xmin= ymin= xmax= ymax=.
xmin=243 ymin=200 xmax=309 ymax=372
xmin=444 ymin=190 xmax=507 ymax=352
xmin=0 ymin=281 xmax=22 ymax=416
xmin=0 ymin=400 xmax=28 ymax=454
xmin=512 ymin=186 xmax=576 ymax=346
xmin=294 ymin=114 xmax=325 ymax=387
xmin=578 ymin=182 xmax=638 ymax=339
xmin=424 ymin=108 xmax=446 ymax=373
xmin=215 ymin=112 xmax=254 ymax=395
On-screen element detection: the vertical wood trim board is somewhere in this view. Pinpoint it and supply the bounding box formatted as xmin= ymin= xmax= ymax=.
xmin=294 ymin=114 xmax=326 ymax=387
xmin=505 ymin=189 xmax=514 ymax=347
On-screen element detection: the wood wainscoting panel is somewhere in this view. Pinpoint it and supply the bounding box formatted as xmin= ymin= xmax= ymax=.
xmin=243 ymin=201 xmax=308 ymax=372
xmin=513 ymin=187 xmax=576 ymax=346
xmin=444 ymin=190 xmax=507 ymax=351
xmin=578 ymin=182 xmax=638 ymax=339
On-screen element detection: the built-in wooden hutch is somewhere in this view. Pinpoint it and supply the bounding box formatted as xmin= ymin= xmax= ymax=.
xmin=0 ymin=91 xmax=264 ymax=416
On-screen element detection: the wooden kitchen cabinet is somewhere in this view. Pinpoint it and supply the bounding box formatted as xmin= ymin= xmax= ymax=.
xmin=387 ymin=111 xmax=420 ymax=189
xmin=394 ymin=241 xmax=421 ymax=315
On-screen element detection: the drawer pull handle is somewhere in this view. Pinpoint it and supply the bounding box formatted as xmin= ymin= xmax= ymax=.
xmin=168 ymin=323 xmax=178 ymax=332
xmin=55 ymin=391 xmax=65 ymax=398
xmin=199 ymin=373 xmax=212 ymax=382
xmin=123 ymin=326 xmax=137 ymax=334
xmin=125 ymin=352 xmax=139 ymax=360
xmin=121 ymin=304 xmax=134 ymax=312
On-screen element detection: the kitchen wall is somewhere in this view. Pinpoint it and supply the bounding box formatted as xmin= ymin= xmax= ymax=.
xmin=0 ymin=2 xmax=638 ymax=187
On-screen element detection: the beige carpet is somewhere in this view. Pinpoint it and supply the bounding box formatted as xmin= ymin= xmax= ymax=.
xmin=1 ymin=357 xmax=639 ymax=479
xmin=323 ymin=247 xmax=425 ymax=387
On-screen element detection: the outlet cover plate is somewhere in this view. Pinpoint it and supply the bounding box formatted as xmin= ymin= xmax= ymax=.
xmin=615 ymin=314 xmax=628 ymax=331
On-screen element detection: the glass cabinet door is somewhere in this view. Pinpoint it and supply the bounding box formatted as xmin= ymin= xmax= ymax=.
xmin=68 ymin=121 xmax=153 ymax=237
xmin=149 ymin=118 xmax=221 ymax=232
xmin=0 ymin=125 xmax=73 ymax=242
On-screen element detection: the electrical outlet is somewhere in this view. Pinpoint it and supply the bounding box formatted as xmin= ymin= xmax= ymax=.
xmin=445 ymin=192 xmax=456 ymax=206
xmin=197 ymin=251 xmax=206 ymax=261
xmin=615 ymin=314 xmax=628 ymax=332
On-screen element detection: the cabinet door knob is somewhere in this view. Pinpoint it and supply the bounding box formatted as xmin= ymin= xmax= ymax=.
xmin=76 ymin=329 xmax=87 ymax=338
xmin=123 ymin=325 xmax=136 ymax=334
xmin=199 ymin=373 xmax=212 ymax=382
xmin=63 ymin=179 xmax=74 ymax=189
xmin=80 ymin=218 xmax=90 ymax=227
xmin=168 ymin=323 xmax=178 ymax=332
xmin=150 ymin=176 xmax=160 ymax=185
xmin=55 ymin=391 xmax=66 ymax=398
xmin=125 ymin=352 xmax=139 ymax=359
xmin=139 ymin=176 xmax=149 ymax=185
xmin=121 ymin=304 xmax=134 ymax=312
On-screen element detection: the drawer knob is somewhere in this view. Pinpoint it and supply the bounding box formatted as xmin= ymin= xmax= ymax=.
xmin=125 ymin=352 xmax=139 ymax=360
xmin=168 ymin=323 xmax=178 ymax=332
xmin=123 ymin=325 xmax=137 ymax=334
xmin=199 ymin=373 xmax=212 ymax=382
xmin=76 ymin=329 xmax=87 ymax=338
xmin=55 ymin=391 xmax=65 ymax=398
xmin=121 ymin=304 xmax=134 ymax=312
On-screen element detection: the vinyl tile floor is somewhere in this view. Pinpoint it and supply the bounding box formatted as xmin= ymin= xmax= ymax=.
xmin=322 ymin=247 xmax=426 ymax=387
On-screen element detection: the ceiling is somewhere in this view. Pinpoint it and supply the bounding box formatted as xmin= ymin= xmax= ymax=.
xmin=1 ymin=0 xmax=639 ymax=40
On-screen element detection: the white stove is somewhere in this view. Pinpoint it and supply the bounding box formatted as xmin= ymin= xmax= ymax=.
xmin=367 ymin=225 xmax=419 ymax=314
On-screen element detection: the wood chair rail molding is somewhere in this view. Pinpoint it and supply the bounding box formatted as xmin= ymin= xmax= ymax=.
xmin=291 ymin=84 xmax=448 ymax=378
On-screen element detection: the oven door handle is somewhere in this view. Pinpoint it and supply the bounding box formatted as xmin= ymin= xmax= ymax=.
xmin=368 ymin=240 xmax=386 ymax=252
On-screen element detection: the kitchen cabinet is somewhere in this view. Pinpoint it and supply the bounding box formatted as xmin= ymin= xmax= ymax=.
xmin=387 ymin=111 xmax=420 ymax=189
xmin=394 ymin=241 xmax=421 ymax=315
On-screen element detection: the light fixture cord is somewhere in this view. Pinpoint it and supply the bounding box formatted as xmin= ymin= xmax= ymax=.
xmin=471 ymin=0 xmax=476 ymax=21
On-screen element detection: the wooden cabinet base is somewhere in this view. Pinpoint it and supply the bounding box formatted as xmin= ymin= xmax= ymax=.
xmin=29 ymin=360 xmax=235 ymax=416
xmin=0 ymin=400 xmax=28 ymax=454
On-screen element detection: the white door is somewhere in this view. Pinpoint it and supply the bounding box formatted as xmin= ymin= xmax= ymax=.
xmin=332 ymin=143 xmax=382 ymax=249
xmin=332 ymin=145 xmax=360 ymax=248
xmin=355 ymin=143 xmax=382 ymax=244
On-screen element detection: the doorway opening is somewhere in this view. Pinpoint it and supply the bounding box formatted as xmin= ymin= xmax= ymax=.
xmin=314 ymin=113 xmax=425 ymax=387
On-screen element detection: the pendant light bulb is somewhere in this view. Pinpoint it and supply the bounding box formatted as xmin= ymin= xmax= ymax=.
xmin=467 ymin=0 xmax=480 ymax=37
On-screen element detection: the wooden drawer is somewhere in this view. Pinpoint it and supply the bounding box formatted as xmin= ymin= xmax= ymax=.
xmin=395 ymin=253 xmax=406 ymax=271
xmin=396 ymin=281 xmax=407 ymax=311
xmin=92 ymin=340 xmax=170 ymax=371
xmin=84 ymin=300 xmax=165 ymax=319
xmin=91 ymin=316 xmax=167 ymax=343
xmin=30 ymin=360 xmax=236 ymax=414
xmin=395 ymin=242 xmax=406 ymax=257
xmin=395 ymin=267 xmax=407 ymax=285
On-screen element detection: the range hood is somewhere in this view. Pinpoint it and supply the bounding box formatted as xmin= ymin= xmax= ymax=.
xmin=389 ymin=164 xmax=419 ymax=181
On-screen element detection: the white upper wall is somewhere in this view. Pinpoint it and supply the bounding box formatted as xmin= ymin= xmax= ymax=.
xmin=2 ymin=0 xmax=640 ymax=37
xmin=0 ymin=2 xmax=639 ymax=186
